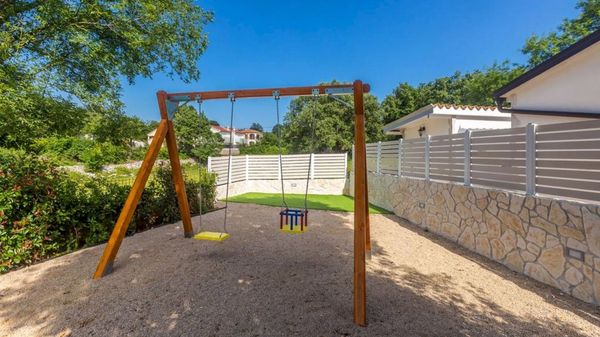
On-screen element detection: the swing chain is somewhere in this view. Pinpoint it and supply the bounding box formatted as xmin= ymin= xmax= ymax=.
xmin=274 ymin=90 xmax=288 ymax=209
xmin=196 ymin=97 xmax=204 ymax=234
xmin=221 ymin=93 xmax=236 ymax=236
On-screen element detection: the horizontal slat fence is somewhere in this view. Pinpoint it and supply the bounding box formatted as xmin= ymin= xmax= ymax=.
xmin=363 ymin=119 xmax=600 ymax=203
xmin=209 ymin=153 xmax=347 ymax=185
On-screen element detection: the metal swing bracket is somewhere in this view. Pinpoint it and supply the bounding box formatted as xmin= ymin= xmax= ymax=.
xmin=325 ymin=87 xmax=353 ymax=95
xmin=166 ymin=100 xmax=179 ymax=120
xmin=272 ymin=90 xmax=280 ymax=99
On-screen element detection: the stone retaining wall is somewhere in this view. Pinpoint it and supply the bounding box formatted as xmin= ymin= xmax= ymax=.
xmin=216 ymin=178 xmax=347 ymax=199
xmin=347 ymin=173 xmax=600 ymax=305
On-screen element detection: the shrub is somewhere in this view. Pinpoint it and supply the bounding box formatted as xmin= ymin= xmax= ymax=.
xmin=0 ymin=149 xmax=216 ymax=273
xmin=239 ymin=144 xmax=288 ymax=155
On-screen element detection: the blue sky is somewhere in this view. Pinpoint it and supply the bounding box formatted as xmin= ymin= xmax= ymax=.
xmin=121 ymin=0 xmax=578 ymax=130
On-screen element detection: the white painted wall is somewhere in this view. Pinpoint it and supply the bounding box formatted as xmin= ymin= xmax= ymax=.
xmin=452 ymin=117 xmax=511 ymax=133
xmin=511 ymin=113 xmax=591 ymax=128
xmin=402 ymin=117 xmax=450 ymax=139
xmin=402 ymin=116 xmax=510 ymax=139
xmin=504 ymin=40 xmax=600 ymax=116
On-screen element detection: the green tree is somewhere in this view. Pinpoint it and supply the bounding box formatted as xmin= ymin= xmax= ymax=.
xmin=250 ymin=122 xmax=264 ymax=132
xmin=522 ymin=0 xmax=600 ymax=67
xmin=0 ymin=89 xmax=88 ymax=148
xmin=173 ymin=106 xmax=222 ymax=163
xmin=271 ymin=123 xmax=284 ymax=136
xmin=381 ymin=62 xmax=523 ymax=124
xmin=239 ymin=131 xmax=287 ymax=155
xmin=0 ymin=1 xmax=213 ymax=149
xmin=1 ymin=0 xmax=213 ymax=108
xmin=283 ymin=83 xmax=384 ymax=153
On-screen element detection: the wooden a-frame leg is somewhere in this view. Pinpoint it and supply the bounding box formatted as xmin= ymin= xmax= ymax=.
xmin=165 ymin=120 xmax=193 ymax=237
xmin=365 ymin=167 xmax=371 ymax=253
xmin=353 ymin=80 xmax=367 ymax=326
xmin=93 ymin=120 xmax=169 ymax=279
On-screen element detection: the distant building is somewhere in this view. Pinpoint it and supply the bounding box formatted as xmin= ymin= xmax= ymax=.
xmin=237 ymin=129 xmax=263 ymax=145
xmin=210 ymin=125 xmax=245 ymax=145
xmin=383 ymin=104 xmax=511 ymax=139
xmin=494 ymin=29 xmax=600 ymax=127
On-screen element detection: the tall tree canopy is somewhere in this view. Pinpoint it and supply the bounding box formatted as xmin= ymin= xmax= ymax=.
xmin=523 ymin=0 xmax=600 ymax=67
xmin=381 ymin=62 xmax=523 ymax=124
xmin=173 ymin=106 xmax=222 ymax=163
xmin=283 ymin=83 xmax=384 ymax=153
xmin=1 ymin=0 xmax=213 ymax=107
xmin=0 ymin=0 xmax=213 ymax=149
xmin=250 ymin=122 xmax=264 ymax=132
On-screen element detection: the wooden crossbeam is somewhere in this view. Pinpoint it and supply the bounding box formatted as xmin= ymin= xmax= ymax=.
xmin=166 ymin=83 xmax=371 ymax=101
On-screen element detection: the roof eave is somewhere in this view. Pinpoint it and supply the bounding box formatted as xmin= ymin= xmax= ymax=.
xmin=494 ymin=29 xmax=600 ymax=100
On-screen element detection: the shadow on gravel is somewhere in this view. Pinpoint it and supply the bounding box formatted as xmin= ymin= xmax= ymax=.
xmin=377 ymin=212 xmax=600 ymax=328
xmin=0 ymin=204 xmax=597 ymax=336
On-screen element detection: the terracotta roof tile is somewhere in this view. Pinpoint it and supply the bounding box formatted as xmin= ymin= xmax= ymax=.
xmin=431 ymin=103 xmax=499 ymax=111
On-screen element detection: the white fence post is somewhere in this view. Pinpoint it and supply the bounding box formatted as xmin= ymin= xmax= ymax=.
xmin=526 ymin=123 xmax=537 ymax=195
xmin=245 ymin=155 xmax=249 ymax=181
xmin=310 ymin=153 xmax=315 ymax=180
xmin=464 ymin=130 xmax=471 ymax=186
xmin=352 ymin=145 xmax=355 ymax=174
xmin=425 ymin=135 xmax=431 ymax=181
xmin=207 ymin=156 xmax=212 ymax=172
xmin=344 ymin=152 xmax=348 ymax=177
xmin=278 ymin=155 xmax=282 ymax=180
xmin=227 ymin=155 xmax=233 ymax=184
xmin=376 ymin=141 xmax=382 ymax=174
xmin=397 ymin=138 xmax=403 ymax=177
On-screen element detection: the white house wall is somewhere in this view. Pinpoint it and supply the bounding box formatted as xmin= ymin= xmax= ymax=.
xmin=511 ymin=113 xmax=591 ymax=128
xmin=403 ymin=117 xmax=451 ymax=139
xmin=505 ymin=41 xmax=600 ymax=114
xmin=451 ymin=117 xmax=511 ymax=133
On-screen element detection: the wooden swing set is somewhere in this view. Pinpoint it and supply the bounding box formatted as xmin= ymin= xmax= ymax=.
xmin=92 ymin=80 xmax=372 ymax=326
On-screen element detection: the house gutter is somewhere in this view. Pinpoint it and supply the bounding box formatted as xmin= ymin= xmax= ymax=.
xmin=495 ymin=97 xmax=600 ymax=118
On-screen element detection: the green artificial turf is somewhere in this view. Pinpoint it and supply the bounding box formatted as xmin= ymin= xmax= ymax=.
xmin=227 ymin=192 xmax=391 ymax=214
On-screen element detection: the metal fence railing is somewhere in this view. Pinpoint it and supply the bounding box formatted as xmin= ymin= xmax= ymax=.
xmin=361 ymin=119 xmax=600 ymax=203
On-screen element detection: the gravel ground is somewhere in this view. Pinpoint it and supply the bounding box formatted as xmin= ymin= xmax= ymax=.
xmin=1 ymin=203 xmax=600 ymax=337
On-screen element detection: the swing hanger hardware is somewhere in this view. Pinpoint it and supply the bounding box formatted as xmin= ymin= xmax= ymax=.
xmin=272 ymin=90 xmax=280 ymax=100
xmin=311 ymin=88 xmax=320 ymax=96
xmin=325 ymin=87 xmax=354 ymax=95
xmin=228 ymin=92 xmax=236 ymax=101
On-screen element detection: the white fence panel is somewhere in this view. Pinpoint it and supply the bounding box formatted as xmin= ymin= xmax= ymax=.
xmin=470 ymin=127 xmax=527 ymax=191
xmin=209 ymin=153 xmax=347 ymax=185
xmin=401 ymin=138 xmax=426 ymax=178
xmin=366 ymin=143 xmax=378 ymax=173
xmin=429 ymin=133 xmax=465 ymax=183
xmin=314 ymin=153 xmax=347 ymax=178
xmin=380 ymin=141 xmax=399 ymax=175
xmin=536 ymin=119 xmax=600 ymax=202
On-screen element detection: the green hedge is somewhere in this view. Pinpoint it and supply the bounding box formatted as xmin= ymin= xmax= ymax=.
xmin=0 ymin=149 xmax=216 ymax=273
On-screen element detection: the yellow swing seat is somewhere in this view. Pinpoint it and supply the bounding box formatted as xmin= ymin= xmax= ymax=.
xmin=280 ymin=223 xmax=307 ymax=234
xmin=193 ymin=231 xmax=230 ymax=242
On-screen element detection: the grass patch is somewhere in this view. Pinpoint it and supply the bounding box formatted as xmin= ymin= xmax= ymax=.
xmin=227 ymin=192 xmax=390 ymax=214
